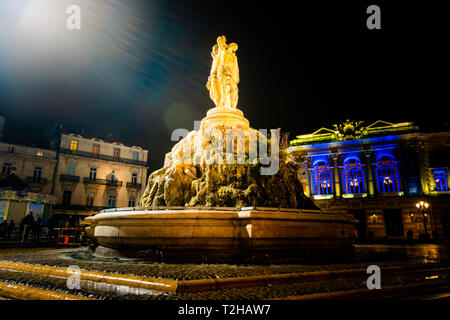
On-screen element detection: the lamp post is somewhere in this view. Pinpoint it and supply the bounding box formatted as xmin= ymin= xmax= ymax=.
xmin=415 ymin=201 xmax=430 ymax=239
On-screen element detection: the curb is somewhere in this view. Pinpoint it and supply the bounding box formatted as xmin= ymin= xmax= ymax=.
xmin=0 ymin=260 xmax=177 ymax=293
xmin=176 ymin=264 xmax=449 ymax=292
xmin=0 ymin=281 xmax=98 ymax=300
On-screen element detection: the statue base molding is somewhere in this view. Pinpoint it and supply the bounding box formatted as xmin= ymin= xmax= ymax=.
xmin=200 ymin=107 xmax=250 ymax=130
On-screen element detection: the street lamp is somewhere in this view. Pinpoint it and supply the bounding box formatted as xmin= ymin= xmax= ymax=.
xmin=409 ymin=212 xmax=415 ymax=223
xmin=415 ymin=201 xmax=430 ymax=239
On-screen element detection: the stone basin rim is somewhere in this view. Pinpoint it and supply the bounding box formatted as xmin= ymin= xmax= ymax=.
xmin=97 ymin=206 xmax=329 ymax=213
xmin=86 ymin=207 xmax=354 ymax=223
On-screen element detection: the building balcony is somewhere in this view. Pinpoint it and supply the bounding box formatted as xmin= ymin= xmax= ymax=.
xmin=59 ymin=174 xmax=80 ymax=182
xmin=60 ymin=148 xmax=147 ymax=166
xmin=83 ymin=177 xmax=123 ymax=187
xmin=25 ymin=176 xmax=47 ymax=185
xmin=377 ymin=191 xmax=404 ymax=197
xmin=429 ymin=190 xmax=450 ymax=196
xmin=342 ymin=193 xmax=368 ymax=199
xmin=53 ymin=204 xmax=107 ymax=212
xmin=312 ymin=194 xmax=334 ymax=200
xmin=126 ymin=182 xmax=142 ymax=189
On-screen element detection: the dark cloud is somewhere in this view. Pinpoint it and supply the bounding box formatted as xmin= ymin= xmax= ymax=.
xmin=0 ymin=0 xmax=442 ymax=172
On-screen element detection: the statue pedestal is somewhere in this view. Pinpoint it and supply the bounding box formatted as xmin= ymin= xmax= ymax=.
xmin=200 ymin=107 xmax=250 ymax=130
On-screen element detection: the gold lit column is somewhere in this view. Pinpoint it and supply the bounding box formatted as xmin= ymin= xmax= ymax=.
xmin=25 ymin=202 xmax=30 ymax=216
xmin=364 ymin=152 xmax=375 ymax=197
xmin=304 ymin=156 xmax=312 ymax=198
xmin=3 ymin=200 xmax=11 ymax=221
xmin=40 ymin=203 xmax=45 ymax=218
xmin=332 ymin=153 xmax=341 ymax=199
xmin=417 ymin=138 xmax=431 ymax=194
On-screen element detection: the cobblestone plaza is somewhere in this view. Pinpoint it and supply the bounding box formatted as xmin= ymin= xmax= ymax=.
xmin=0 ymin=244 xmax=449 ymax=300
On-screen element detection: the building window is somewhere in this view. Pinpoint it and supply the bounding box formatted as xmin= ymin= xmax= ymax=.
xmin=2 ymin=163 xmax=12 ymax=176
xmin=433 ymin=169 xmax=448 ymax=191
xmin=408 ymin=177 xmax=420 ymax=194
xmin=63 ymin=191 xmax=72 ymax=206
xmin=37 ymin=151 xmax=43 ymax=157
xmin=93 ymin=144 xmax=100 ymax=156
xmin=107 ymin=195 xmax=116 ymax=208
xmin=132 ymin=151 xmax=139 ymax=161
xmin=128 ymin=196 xmax=135 ymax=207
xmin=86 ymin=192 xmax=94 ymax=207
xmin=131 ymin=173 xmax=137 ymax=185
xmin=114 ymin=148 xmax=120 ymax=160
xmin=311 ymin=160 xmax=333 ymax=195
xmin=66 ymin=164 xmax=75 ymax=176
xmin=376 ymin=154 xmax=400 ymax=193
xmin=89 ymin=167 xmax=97 ymax=181
xmin=343 ymin=157 xmax=365 ymax=194
xmin=33 ymin=167 xmax=42 ymax=182
xmin=8 ymin=146 xmax=14 ymax=153
xmin=70 ymin=140 xmax=78 ymax=153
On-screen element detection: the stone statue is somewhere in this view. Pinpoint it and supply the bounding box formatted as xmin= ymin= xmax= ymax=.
xmin=207 ymin=44 xmax=221 ymax=107
xmin=206 ymin=35 xmax=239 ymax=109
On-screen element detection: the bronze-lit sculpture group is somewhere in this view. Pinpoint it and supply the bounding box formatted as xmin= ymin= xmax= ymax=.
xmin=206 ymin=35 xmax=239 ymax=110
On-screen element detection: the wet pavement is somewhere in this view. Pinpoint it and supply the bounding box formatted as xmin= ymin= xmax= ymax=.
xmin=353 ymin=244 xmax=449 ymax=263
xmin=0 ymin=244 xmax=449 ymax=300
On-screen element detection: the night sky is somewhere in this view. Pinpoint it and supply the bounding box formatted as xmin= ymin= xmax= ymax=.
xmin=0 ymin=0 xmax=444 ymax=172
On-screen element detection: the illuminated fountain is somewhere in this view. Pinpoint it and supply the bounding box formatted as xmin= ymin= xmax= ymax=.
xmin=85 ymin=36 xmax=357 ymax=263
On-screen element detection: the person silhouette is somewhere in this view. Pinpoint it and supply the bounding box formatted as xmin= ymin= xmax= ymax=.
xmin=23 ymin=213 xmax=35 ymax=242
xmin=7 ymin=220 xmax=15 ymax=240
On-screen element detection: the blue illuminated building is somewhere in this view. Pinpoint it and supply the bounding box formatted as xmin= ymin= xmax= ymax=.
xmin=289 ymin=120 xmax=450 ymax=242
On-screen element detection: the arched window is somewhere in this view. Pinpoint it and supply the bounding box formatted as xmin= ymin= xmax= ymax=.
xmin=343 ymin=157 xmax=365 ymax=194
xmin=311 ymin=160 xmax=333 ymax=195
xmin=376 ymin=154 xmax=400 ymax=193
xmin=433 ymin=169 xmax=448 ymax=191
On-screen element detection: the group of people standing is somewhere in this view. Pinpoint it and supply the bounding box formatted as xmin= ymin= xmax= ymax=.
xmin=0 ymin=219 xmax=16 ymax=240
xmin=0 ymin=213 xmax=60 ymax=242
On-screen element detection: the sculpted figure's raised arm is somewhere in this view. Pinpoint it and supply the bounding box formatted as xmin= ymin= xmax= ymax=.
xmin=206 ymin=35 xmax=239 ymax=110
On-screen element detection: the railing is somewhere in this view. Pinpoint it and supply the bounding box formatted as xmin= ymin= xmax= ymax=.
xmin=126 ymin=182 xmax=142 ymax=189
xmin=60 ymin=148 xmax=147 ymax=166
xmin=0 ymin=227 xmax=53 ymax=242
xmin=25 ymin=176 xmax=48 ymax=185
xmin=83 ymin=177 xmax=123 ymax=187
xmin=56 ymin=227 xmax=83 ymax=246
xmin=59 ymin=174 xmax=80 ymax=182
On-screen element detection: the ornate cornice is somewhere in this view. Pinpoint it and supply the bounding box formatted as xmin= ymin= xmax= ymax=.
xmin=290 ymin=120 xmax=419 ymax=146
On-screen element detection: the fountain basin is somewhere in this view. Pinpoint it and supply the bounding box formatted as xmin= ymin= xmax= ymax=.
xmin=86 ymin=206 xmax=357 ymax=263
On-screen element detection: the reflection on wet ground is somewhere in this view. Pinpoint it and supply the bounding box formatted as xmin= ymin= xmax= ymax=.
xmin=66 ymin=250 xmax=148 ymax=264
xmin=354 ymin=244 xmax=449 ymax=264
xmin=63 ymin=244 xmax=450 ymax=266
xmin=1 ymin=244 xmax=449 ymax=266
